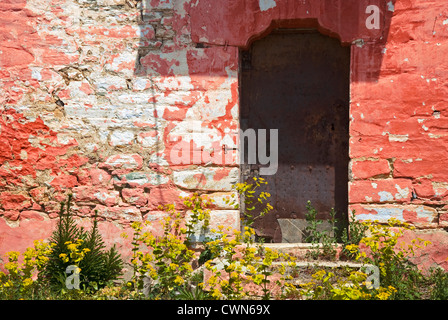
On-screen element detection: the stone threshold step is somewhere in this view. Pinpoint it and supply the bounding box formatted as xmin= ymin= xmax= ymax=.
xmin=262 ymin=242 xmax=344 ymax=259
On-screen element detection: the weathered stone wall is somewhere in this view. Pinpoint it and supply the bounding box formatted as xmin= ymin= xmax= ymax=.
xmin=1 ymin=0 xmax=448 ymax=269
xmin=0 ymin=0 xmax=240 ymax=257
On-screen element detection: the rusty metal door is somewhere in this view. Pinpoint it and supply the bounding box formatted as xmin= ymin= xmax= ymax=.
xmin=239 ymin=30 xmax=350 ymax=242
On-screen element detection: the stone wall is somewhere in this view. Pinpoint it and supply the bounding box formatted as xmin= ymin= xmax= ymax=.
xmin=1 ymin=0 xmax=448 ymax=269
xmin=348 ymin=0 xmax=448 ymax=269
xmin=0 ymin=0 xmax=240 ymax=258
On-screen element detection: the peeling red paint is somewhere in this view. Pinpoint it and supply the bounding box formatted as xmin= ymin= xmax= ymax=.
xmin=188 ymin=0 xmax=386 ymax=48
xmin=140 ymin=53 xmax=182 ymax=76
xmin=0 ymin=109 xmax=76 ymax=183
xmin=50 ymin=174 xmax=79 ymax=191
xmin=0 ymin=192 xmax=32 ymax=211
xmin=351 ymin=159 xmax=390 ymax=179
xmin=1 ymin=0 xmax=448 ymax=270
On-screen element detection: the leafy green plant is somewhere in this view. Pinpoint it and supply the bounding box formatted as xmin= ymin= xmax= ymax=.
xmin=428 ymin=267 xmax=448 ymax=300
xmin=341 ymin=210 xmax=369 ymax=260
xmin=203 ymin=182 xmax=295 ymax=300
xmin=42 ymin=194 xmax=123 ymax=294
xmin=304 ymin=201 xmax=338 ymax=260
xmin=227 ymin=177 xmax=273 ymax=230
xmin=183 ymin=192 xmax=212 ymax=245
xmin=177 ymin=282 xmax=212 ymax=300
xmin=128 ymin=193 xmax=211 ymax=299
xmin=204 ymin=225 xmax=295 ymax=300
xmin=304 ymin=201 xmax=323 ymax=243
xmin=300 ymin=268 xmax=397 ymax=300
xmin=345 ymin=218 xmax=431 ymax=299
xmin=128 ymin=216 xmax=194 ymax=299
xmin=320 ymin=207 xmax=338 ymax=259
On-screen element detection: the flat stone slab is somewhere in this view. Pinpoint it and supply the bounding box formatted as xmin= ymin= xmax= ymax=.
xmin=277 ymin=218 xmax=335 ymax=243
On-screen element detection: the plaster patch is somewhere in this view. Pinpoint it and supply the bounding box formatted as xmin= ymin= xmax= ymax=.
xmin=394 ymin=184 xmax=409 ymax=200
xmin=357 ymin=207 xmax=405 ymax=222
xmin=429 ymin=133 xmax=443 ymax=139
xmin=110 ymin=130 xmax=135 ymax=146
xmin=378 ymin=191 xmax=394 ymax=202
xmin=388 ymin=134 xmax=409 ymax=142
xmin=387 ymin=1 xmax=395 ymax=12
xmin=259 ymin=0 xmax=276 ymax=11
xmin=31 ymin=68 xmax=42 ymax=81
xmin=415 ymin=206 xmax=435 ymax=219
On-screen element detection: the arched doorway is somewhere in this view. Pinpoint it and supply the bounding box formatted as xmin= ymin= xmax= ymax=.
xmin=239 ymin=29 xmax=350 ymax=242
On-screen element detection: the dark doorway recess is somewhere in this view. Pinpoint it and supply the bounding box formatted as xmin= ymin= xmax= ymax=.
xmin=239 ymin=29 xmax=350 ymax=243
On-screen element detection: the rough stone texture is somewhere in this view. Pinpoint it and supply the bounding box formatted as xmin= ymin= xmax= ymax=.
xmin=347 ymin=0 xmax=448 ymax=247
xmin=187 ymin=210 xmax=240 ymax=242
xmin=0 ymin=0 xmax=238 ymax=257
xmin=1 ymin=0 xmax=448 ymax=270
xmin=349 ymin=179 xmax=413 ymax=203
xmin=349 ymin=203 xmax=439 ymax=228
xmin=351 ymin=159 xmax=391 ymax=180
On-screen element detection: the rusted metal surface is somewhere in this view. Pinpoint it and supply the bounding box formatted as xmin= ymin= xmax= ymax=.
xmin=240 ymin=30 xmax=350 ymax=242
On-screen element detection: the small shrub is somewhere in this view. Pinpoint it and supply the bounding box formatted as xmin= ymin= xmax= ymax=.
xmin=304 ymin=201 xmax=338 ymax=260
xmin=127 ymin=192 xmax=211 ymax=299
xmin=300 ymin=268 xmax=397 ymax=300
xmin=340 ymin=210 xmax=369 ymax=260
xmin=204 ymin=225 xmax=296 ymax=300
xmin=42 ymin=194 xmax=123 ymax=294
xmin=177 ymin=281 xmax=212 ymax=300
xmin=344 ymin=218 xmax=431 ymax=299
xmin=428 ymin=267 xmax=448 ymax=300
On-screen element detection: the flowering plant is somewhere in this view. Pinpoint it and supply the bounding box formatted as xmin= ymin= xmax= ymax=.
xmin=0 ymin=240 xmax=53 ymax=299
xmin=127 ymin=193 xmax=210 ymax=298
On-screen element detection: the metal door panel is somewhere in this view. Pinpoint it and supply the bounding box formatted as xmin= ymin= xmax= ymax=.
xmin=240 ymin=30 xmax=350 ymax=242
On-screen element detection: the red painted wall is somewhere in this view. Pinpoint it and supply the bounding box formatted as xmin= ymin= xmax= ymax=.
xmin=1 ymin=0 xmax=448 ymax=270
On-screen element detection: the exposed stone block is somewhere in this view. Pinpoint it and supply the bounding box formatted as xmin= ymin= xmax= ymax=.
xmin=122 ymin=188 xmax=150 ymax=207
xmin=146 ymin=186 xmax=188 ymax=210
xmin=394 ymin=159 xmax=448 ymax=180
xmin=89 ymin=169 xmax=112 ymax=186
xmin=349 ymin=179 xmax=413 ymax=203
xmin=73 ymin=186 xmax=120 ymax=207
xmin=100 ymin=154 xmax=143 ymax=171
xmin=187 ymin=210 xmax=240 ymax=242
xmin=172 ymin=167 xmax=239 ymax=191
xmin=94 ymin=205 xmax=142 ymax=222
xmin=109 ymin=129 xmax=135 ymax=146
xmin=114 ymin=171 xmax=170 ymax=187
xmin=0 ymin=192 xmax=32 ymax=211
xmin=350 ymin=203 xmax=438 ymax=228
xmin=351 ymin=159 xmax=391 ymax=179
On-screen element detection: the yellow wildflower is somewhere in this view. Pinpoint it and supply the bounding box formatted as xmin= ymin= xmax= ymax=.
xmin=22 ymin=278 xmax=33 ymax=287
xmin=174 ymin=276 xmax=184 ymax=285
xmin=59 ymin=253 xmax=69 ymax=263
